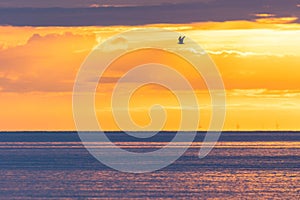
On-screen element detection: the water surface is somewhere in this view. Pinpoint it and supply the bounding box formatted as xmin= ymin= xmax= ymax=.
xmin=0 ymin=132 xmax=299 ymax=199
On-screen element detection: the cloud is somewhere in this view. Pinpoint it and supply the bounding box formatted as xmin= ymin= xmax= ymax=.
xmin=254 ymin=13 xmax=276 ymax=17
xmin=0 ymin=32 xmax=97 ymax=92
xmin=229 ymin=89 xmax=300 ymax=98
xmin=207 ymin=50 xmax=290 ymax=57
xmin=255 ymin=17 xmax=298 ymax=24
xmin=89 ymin=4 xmax=101 ymax=8
xmin=0 ymin=0 xmax=299 ymax=26
xmin=0 ymin=0 xmax=210 ymax=8
xmin=208 ymin=50 xmax=262 ymax=57
xmin=98 ymin=36 xmax=128 ymax=52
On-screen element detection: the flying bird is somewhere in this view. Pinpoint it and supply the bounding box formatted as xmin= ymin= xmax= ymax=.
xmin=178 ymin=36 xmax=185 ymax=44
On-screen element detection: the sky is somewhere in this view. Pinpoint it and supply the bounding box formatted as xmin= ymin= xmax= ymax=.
xmin=1 ymin=0 xmax=300 ymax=131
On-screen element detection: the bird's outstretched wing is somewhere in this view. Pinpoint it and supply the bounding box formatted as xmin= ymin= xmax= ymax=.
xmin=178 ymin=36 xmax=185 ymax=44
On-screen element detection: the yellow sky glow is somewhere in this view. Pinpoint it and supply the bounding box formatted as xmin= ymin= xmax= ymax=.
xmin=1 ymin=19 xmax=300 ymax=131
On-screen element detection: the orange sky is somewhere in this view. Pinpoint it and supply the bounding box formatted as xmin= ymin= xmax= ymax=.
xmin=1 ymin=19 xmax=300 ymax=131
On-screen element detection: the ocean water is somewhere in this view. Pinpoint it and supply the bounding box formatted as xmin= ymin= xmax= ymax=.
xmin=0 ymin=132 xmax=299 ymax=199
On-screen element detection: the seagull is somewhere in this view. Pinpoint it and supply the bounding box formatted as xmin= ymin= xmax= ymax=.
xmin=178 ymin=36 xmax=185 ymax=44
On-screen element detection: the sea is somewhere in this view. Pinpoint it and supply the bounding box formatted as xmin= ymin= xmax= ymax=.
xmin=0 ymin=131 xmax=299 ymax=199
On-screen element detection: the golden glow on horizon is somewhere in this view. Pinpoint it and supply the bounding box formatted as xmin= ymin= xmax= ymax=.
xmin=1 ymin=19 xmax=300 ymax=131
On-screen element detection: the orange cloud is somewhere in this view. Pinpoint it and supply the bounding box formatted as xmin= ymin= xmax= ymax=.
xmin=255 ymin=17 xmax=298 ymax=24
xmin=254 ymin=13 xmax=276 ymax=17
xmin=0 ymin=32 xmax=97 ymax=92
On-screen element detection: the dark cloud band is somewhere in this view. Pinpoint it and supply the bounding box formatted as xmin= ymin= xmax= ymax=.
xmin=0 ymin=1 xmax=299 ymax=26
